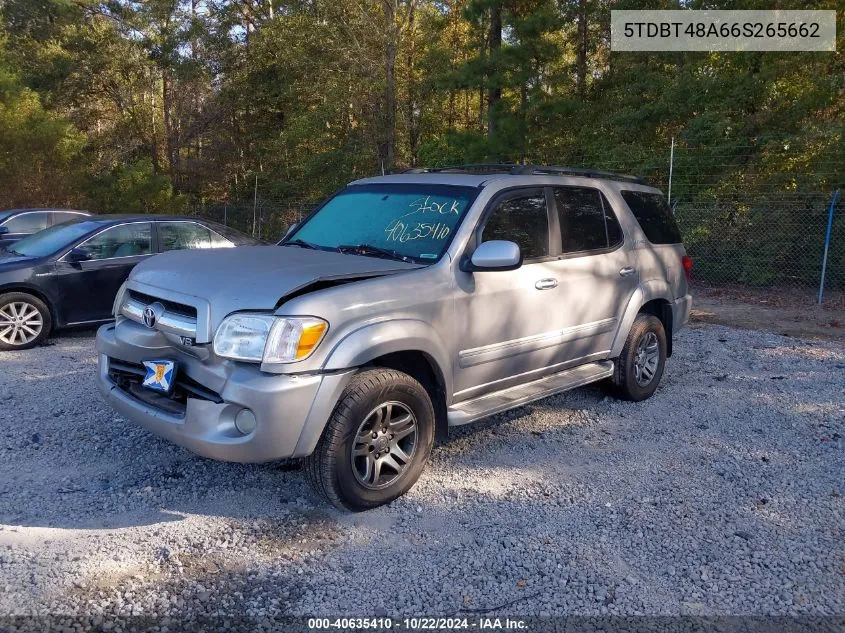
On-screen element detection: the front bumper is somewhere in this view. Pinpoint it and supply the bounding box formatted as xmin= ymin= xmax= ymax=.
xmin=96 ymin=321 xmax=354 ymax=463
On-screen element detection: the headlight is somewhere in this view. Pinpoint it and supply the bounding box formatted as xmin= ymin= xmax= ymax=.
xmin=213 ymin=314 xmax=328 ymax=363
xmin=112 ymin=281 xmax=128 ymax=317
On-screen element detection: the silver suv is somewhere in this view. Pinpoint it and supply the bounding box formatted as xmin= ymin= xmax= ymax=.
xmin=96 ymin=165 xmax=692 ymax=511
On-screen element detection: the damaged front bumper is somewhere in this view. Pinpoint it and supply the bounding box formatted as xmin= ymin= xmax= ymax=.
xmin=95 ymin=320 xmax=354 ymax=463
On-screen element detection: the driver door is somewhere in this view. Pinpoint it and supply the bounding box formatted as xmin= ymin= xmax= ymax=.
xmin=55 ymin=222 xmax=154 ymax=324
xmin=453 ymin=188 xmax=563 ymax=401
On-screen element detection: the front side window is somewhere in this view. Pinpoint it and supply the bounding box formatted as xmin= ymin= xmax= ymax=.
xmin=554 ymin=187 xmax=623 ymax=254
xmin=621 ymin=190 xmax=682 ymax=244
xmin=76 ymin=223 xmax=152 ymax=260
xmin=2 ymin=212 xmax=51 ymax=234
xmin=482 ymin=192 xmax=550 ymax=260
xmin=8 ymin=221 xmax=98 ymax=258
xmin=159 ymin=222 xmax=212 ymax=252
xmin=289 ymin=184 xmax=478 ymax=262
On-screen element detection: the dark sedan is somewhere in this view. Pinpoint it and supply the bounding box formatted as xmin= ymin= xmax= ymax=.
xmin=0 ymin=208 xmax=91 ymax=249
xmin=0 ymin=215 xmax=260 ymax=350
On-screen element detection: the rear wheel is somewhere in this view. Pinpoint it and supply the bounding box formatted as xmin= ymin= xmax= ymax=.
xmin=0 ymin=292 xmax=52 ymax=351
xmin=609 ymin=313 xmax=667 ymax=401
xmin=304 ymin=368 xmax=435 ymax=511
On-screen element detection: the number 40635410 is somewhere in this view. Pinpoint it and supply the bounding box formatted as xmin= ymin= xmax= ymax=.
xmin=384 ymin=219 xmax=451 ymax=243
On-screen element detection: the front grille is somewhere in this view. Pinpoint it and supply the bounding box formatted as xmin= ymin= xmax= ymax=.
xmin=121 ymin=291 xmax=198 ymax=339
xmin=107 ymin=358 xmax=223 ymax=415
xmin=127 ymin=290 xmax=197 ymax=319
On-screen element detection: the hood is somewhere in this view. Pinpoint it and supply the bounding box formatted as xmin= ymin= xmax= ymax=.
xmin=0 ymin=252 xmax=42 ymax=272
xmin=127 ymin=245 xmax=422 ymax=336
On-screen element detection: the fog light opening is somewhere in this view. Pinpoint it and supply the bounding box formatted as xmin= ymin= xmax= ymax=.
xmin=234 ymin=409 xmax=257 ymax=435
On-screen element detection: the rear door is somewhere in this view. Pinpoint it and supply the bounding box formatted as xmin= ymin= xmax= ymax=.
xmin=55 ymin=222 xmax=155 ymax=323
xmin=619 ymin=189 xmax=689 ymax=300
xmin=544 ymin=185 xmax=639 ymax=361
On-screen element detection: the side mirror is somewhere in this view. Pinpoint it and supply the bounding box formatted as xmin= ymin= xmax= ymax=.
xmin=65 ymin=247 xmax=90 ymax=263
xmin=0 ymin=226 xmax=8 ymax=235
xmin=462 ymin=240 xmax=523 ymax=272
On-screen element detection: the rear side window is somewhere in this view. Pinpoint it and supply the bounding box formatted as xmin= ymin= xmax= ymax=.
xmin=554 ymin=187 xmax=622 ymax=254
xmin=50 ymin=212 xmax=86 ymax=226
xmin=159 ymin=222 xmax=212 ymax=251
xmin=482 ymin=192 xmax=549 ymax=260
xmin=621 ymin=190 xmax=683 ymax=244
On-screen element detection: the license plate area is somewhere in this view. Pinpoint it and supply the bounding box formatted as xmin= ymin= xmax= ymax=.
xmin=142 ymin=359 xmax=177 ymax=394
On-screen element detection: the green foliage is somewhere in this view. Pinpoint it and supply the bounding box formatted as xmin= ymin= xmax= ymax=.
xmin=86 ymin=158 xmax=188 ymax=214
xmin=0 ymin=48 xmax=85 ymax=208
xmin=0 ymin=0 xmax=842 ymax=286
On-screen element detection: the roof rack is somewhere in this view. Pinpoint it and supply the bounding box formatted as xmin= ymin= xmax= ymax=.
xmin=405 ymin=163 xmax=644 ymax=184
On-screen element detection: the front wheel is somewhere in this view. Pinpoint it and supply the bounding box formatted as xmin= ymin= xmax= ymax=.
xmin=609 ymin=313 xmax=667 ymax=402
xmin=304 ymin=368 xmax=435 ymax=511
xmin=0 ymin=292 xmax=52 ymax=351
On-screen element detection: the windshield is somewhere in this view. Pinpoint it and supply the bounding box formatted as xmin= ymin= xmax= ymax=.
xmin=287 ymin=184 xmax=479 ymax=262
xmin=8 ymin=220 xmax=98 ymax=258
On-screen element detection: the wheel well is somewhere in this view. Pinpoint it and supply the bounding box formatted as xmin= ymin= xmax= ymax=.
xmin=366 ymin=350 xmax=449 ymax=444
xmin=0 ymin=286 xmax=57 ymax=324
xmin=639 ymin=298 xmax=673 ymax=357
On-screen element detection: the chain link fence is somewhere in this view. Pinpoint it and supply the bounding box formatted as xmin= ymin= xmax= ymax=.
xmin=674 ymin=192 xmax=843 ymax=291
xmin=188 ymin=200 xmax=316 ymax=243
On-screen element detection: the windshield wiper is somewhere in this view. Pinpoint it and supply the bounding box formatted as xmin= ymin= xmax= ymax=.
xmin=337 ymin=244 xmax=413 ymax=263
xmin=281 ymin=238 xmax=319 ymax=250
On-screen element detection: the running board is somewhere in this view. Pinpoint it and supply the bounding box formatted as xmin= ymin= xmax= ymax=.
xmin=447 ymin=361 xmax=614 ymax=426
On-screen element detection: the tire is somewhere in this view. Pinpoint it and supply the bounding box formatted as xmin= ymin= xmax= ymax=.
xmin=304 ymin=368 xmax=435 ymax=511
xmin=0 ymin=292 xmax=52 ymax=351
xmin=608 ymin=313 xmax=667 ymax=402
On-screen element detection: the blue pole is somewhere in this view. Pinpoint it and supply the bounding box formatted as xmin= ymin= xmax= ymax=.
xmin=818 ymin=189 xmax=840 ymax=305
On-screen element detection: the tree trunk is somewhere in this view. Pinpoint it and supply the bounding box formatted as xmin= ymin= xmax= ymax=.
xmin=405 ymin=1 xmax=419 ymax=166
xmin=150 ymin=68 xmax=159 ymax=173
xmin=162 ymin=69 xmax=177 ymax=183
xmin=383 ymin=0 xmax=398 ymax=172
xmin=487 ymin=1 xmax=502 ymax=139
xmin=576 ymin=0 xmax=587 ymax=99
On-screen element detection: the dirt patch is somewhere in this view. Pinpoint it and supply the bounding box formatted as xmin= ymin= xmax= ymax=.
xmin=690 ymin=284 xmax=845 ymax=342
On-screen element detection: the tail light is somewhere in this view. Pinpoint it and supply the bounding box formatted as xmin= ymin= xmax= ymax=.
xmin=681 ymin=255 xmax=693 ymax=281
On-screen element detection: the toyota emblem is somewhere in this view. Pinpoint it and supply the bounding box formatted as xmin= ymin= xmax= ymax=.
xmin=143 ymin=302 xmax=165 ymax=329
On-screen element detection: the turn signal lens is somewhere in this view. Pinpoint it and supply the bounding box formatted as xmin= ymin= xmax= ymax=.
xmin=296 ymin=321 xmax=328 ymax=359
xmin=263 ymin=317 xmax=329 ymax=363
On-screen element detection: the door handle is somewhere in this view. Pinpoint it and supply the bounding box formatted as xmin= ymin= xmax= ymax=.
xmin=619 ymin=267 xmax=636 ymax=277
xmin=535 ymin=278 xmax=558 ymax=290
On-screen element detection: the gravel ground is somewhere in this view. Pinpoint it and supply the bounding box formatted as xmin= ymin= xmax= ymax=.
xmin=0 ymin=324 xmax=843 ymax=620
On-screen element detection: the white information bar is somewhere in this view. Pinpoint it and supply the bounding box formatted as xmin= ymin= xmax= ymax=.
xmin=611 ymin=10 xmax=836 ymax=52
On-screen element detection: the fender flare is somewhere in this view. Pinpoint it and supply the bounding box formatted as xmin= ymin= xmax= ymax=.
xmin=609 ymin=280 xmax=674 ymax=358
xmin=322 ymin=318 xmax=454 ymax=399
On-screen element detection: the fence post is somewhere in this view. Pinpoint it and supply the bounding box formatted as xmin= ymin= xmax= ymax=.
xmin=818 ymin=189 xmax=840 ymax=305
xmin=252 ymin=175 xmax=259 ymax=237
xmin=667 ymin=136 xmax=674 ymax=205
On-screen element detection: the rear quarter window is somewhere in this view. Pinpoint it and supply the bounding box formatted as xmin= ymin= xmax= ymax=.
xmin=621 ymin=190 xmax=683 ymax=245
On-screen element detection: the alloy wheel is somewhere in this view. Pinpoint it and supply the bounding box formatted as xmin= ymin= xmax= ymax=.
xmin=351 ymin=401 xmax=418 ymax=490
xmin=633 ymin=331 xmax=660 ymax=386
xmin=0 ymin=301 xmax=43 ymax=347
